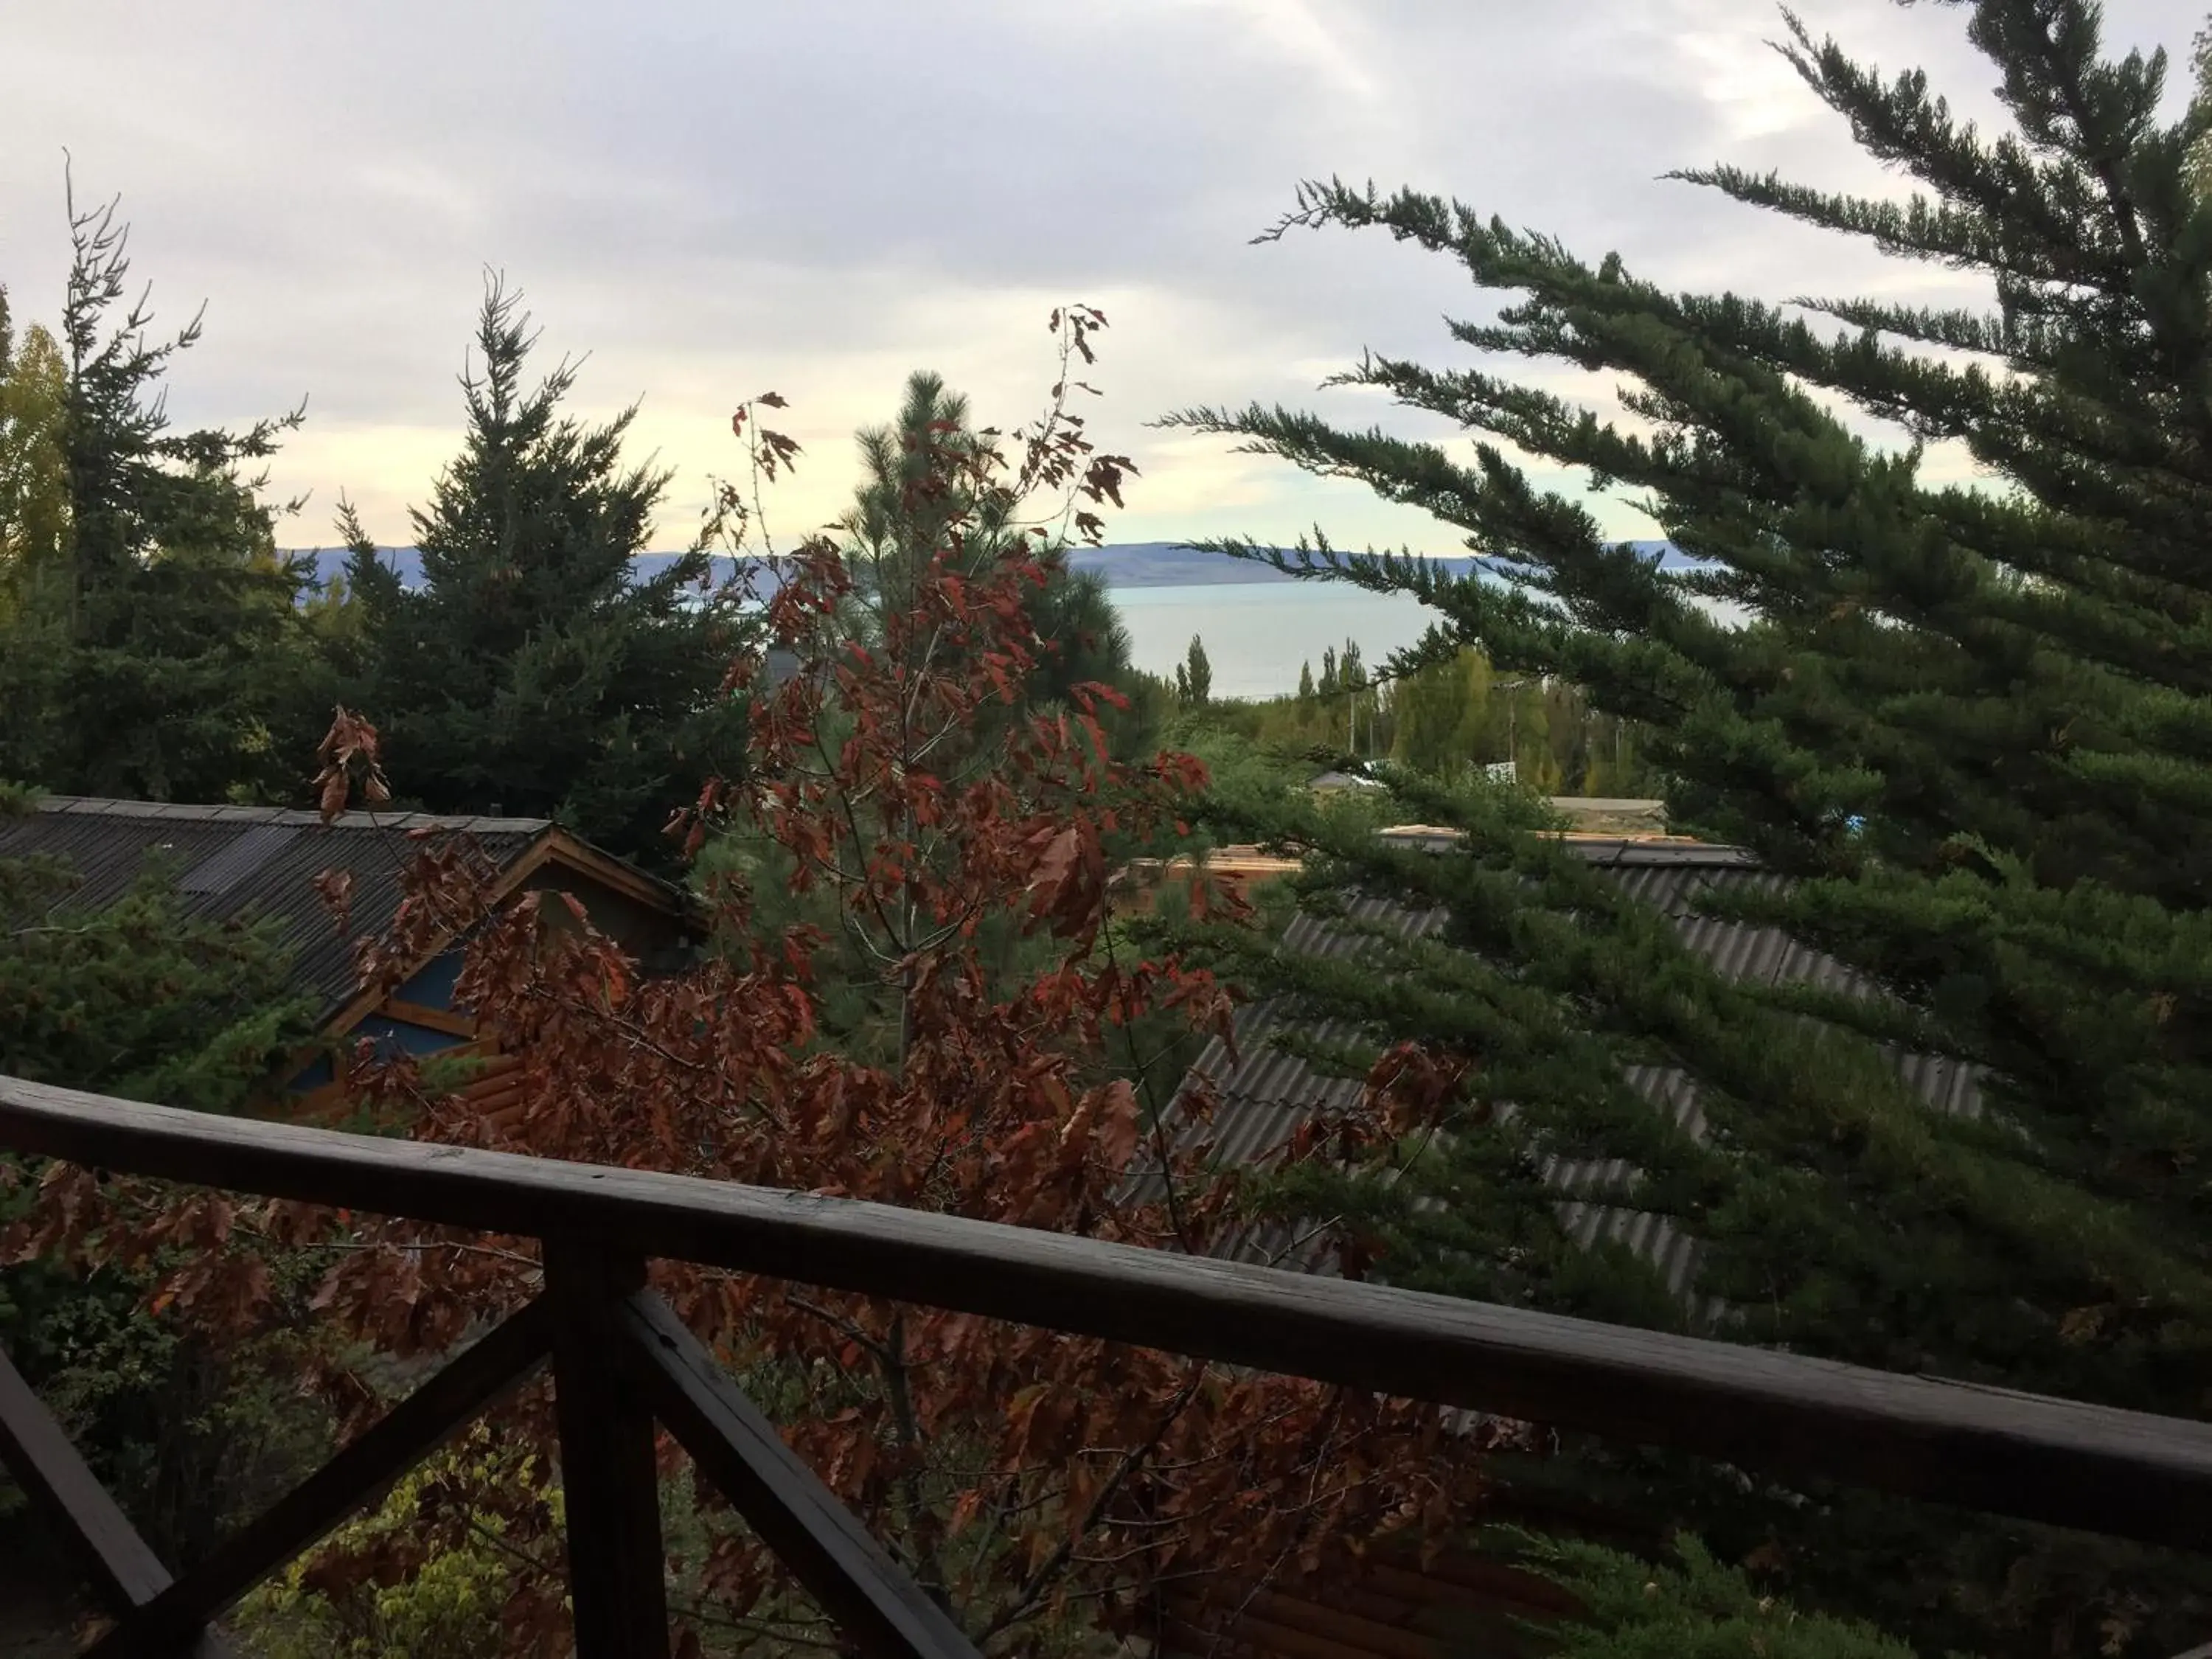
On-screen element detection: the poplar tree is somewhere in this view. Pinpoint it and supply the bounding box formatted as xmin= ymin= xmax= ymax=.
xmin=0 ymin=290 xmax=69 ymax=628
xmin=1174 ymin=633 xmax=1213 ymax=705
xmin=1164 ymin=3 xmax=2212 ymax=1652
xmin=1389 ymin=646 xmax=1492 ymax=779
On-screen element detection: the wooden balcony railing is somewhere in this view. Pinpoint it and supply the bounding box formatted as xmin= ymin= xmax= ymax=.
xmin=4 ymin=1071 xmax=2211 ymax=1658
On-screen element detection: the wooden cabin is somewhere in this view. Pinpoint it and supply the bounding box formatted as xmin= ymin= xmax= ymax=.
xmin=0 ymin=796 xmax=695 ymax=1129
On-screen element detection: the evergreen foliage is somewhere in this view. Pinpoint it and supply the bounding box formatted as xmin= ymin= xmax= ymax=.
xmin=2188 ymin=20 xmax=2212 ymax=197
xmin=1509 ymin=1531 xmax=1921 ymax=1659
xmin=1161 ymin=3 xmax=2212 ymax=1652
xmin=339 ymin=277 xmax=748 ymax=863
xmin=706 ymin=369 xmax=1162 ymax=1061
xmin=0 ymin=801 xmax=313 ymax=1107
xmin=0 ymin=781 xmax=324 ymax=1568
xmin=835 ymin=369 xmax=1160 ymax=757
xmin=0 ymin=185 xmax=330 ymax=806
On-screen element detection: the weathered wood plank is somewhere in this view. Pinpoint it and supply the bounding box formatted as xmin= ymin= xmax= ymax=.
xmin=618 ymin=1290 xmax=981 ymax=1659
xmin=4 ymin=1073 xmax=2211 ymax=1549
xmin=85 ymin=1298 xmax=554 ymax=1659
xmin=545 ymin=1242 xmax=669 ymax=1658
xmin=0 ymin=1338 xmax=175 ymax=1613
xmin=1165 ymin=1586 xmax=1441 ymax=1659
xmin=379 ymin=998 xmax=480 ymax=1039
xmin=0 ymin=1340 xmax=237 ymax=1655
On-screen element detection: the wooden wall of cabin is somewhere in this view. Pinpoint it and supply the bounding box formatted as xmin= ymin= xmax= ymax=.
xmin=1151 ymin=1545 xmax=1574 ymax=1658
xmin=279 ymin=863 xmax=681 ymax=1128
xmin=517 ymin=863 xmax=690 ymax=968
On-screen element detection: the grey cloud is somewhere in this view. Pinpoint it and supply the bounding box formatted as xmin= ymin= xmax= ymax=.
xmin=1 ymin=0 xmax=2198 ymax=546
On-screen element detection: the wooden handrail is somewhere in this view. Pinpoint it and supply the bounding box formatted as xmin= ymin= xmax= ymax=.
xmin=5 ymin=1072 xmax=2209 ymax=1542
xmin=4 ymin=1071 xmax=2212 ymax=1657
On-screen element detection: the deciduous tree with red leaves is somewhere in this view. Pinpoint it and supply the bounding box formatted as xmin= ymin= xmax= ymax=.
xmin=10 ymin=314 xmax=1489 ymax=1657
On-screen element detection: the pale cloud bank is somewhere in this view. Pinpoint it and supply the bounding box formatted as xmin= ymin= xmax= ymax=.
xmin=0 ymin=0 xmax=2195 ymax=555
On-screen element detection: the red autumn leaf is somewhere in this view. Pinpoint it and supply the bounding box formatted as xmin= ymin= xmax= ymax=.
xmin=10 ymin=313 xmax=1484 ymax=1652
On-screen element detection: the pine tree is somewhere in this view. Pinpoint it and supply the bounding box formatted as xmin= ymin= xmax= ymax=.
xmin=838 ymin=369 xmax=1008 ymax=594
xmin=0 ymin=185 xmax=329 ymax=805
xmin=343 ymin=278 xmax=747 ymax=863
xmin=709 ymin=365 xmax=1158 ymax=1059
xmin=1026 ymin=550 xmax=1162 ymax=757
xmin=2189 ymin=18 xmax=2212 ymax=198
xmin=1164 ymin=4 xmax=2212 ymax=1652
xmin=836 ymin=368 xmax=1156 ymax=754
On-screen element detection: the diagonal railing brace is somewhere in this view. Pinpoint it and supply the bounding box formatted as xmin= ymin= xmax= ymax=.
xmin=619 ymin=1290 xmax=983 ymax=1659
xmin=0 ymin=1338 xmax=234 ymax=1658
xmin=75 ymin=1298 xmax=552 ymax=1659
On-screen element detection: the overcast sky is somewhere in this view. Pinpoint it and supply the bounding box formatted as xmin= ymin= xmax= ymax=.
xmin=1 ymin=1 xmax=2197 ymax=555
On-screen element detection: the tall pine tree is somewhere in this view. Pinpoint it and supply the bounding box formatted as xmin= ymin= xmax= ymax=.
xmin=341 ymin=278 xmax=746 ymax=863
xmin=1162 ymin=3 xmax=2212 ymax=1653
xmin=706 ymin=365 xmax=1158 ymax=1060
xmin=0 ymin=186 xmax=329 ymax=804
xmin=836 ymin=368 xmax=1156 ymax=754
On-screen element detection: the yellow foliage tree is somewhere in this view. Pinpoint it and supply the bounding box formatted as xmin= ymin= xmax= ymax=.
xmin=0 ymin=294 xmax=70 ymax=627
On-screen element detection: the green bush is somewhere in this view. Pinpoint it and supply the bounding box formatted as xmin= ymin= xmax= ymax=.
xmin=1511 ymin=1532 xmax=1935 ymax=1659
xmin=234 ymin=1426 xmax=545 ymax=1659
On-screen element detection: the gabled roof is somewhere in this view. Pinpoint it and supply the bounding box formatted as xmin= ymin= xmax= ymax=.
xmin=1173 ymin=835 xmax=1984 ymax=1310
xmin=0 ymin=796 xmax=686 ymax=1025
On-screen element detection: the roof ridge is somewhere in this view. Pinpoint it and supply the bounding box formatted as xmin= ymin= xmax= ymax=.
xmin=34 ymin=795 xmax=555 ymax=835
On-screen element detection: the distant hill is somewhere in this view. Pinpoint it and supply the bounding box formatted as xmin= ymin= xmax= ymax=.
xmin=293 ymin=546 xmax=744 ymax=593
xmin=288 ymin=543 xmax=1343 ymax=593
xmin=1068 ymin=543 xmax=1329 ymax=586
xmin=288 ymin=539 xmax=1703 ymax=594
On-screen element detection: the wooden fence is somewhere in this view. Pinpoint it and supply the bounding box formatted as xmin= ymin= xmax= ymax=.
xmin=3 ymin=1073 xmax=2209 ymax=1657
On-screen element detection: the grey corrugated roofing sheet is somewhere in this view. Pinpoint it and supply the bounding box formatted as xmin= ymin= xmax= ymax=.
xmin=1169 ymin=836 xmax=1983 ymax=1314
xmin=0 ymin=796 xmax=553 ymax=1021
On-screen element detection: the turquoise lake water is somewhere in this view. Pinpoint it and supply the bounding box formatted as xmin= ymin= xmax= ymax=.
xmin=297 ymin=547 xmax=1554 ymax=702
xmin=1108 ymin=582 xmax=1448 ymax=700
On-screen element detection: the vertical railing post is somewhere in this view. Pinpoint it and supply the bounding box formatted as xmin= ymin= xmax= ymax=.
xmin=544 ymin=1239 xmax=669 ymax=1658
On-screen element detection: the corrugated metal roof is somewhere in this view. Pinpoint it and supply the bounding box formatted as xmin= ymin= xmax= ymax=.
xmin=178 ymin=822 xmax=304 ymax=896
xmin=0 ymin=796 xmax=553 ymax=1022
xmin=1169 ymin=837 xmax=1983 ymax=1313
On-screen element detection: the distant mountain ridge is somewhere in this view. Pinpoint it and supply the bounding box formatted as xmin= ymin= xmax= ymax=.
xmin=288 ymin=540 xmax=1699 ymax=593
